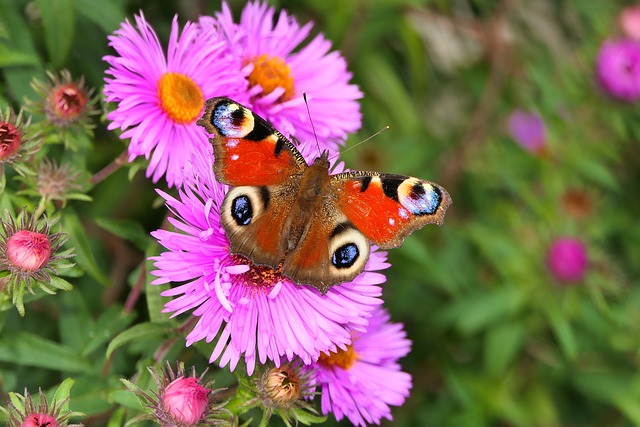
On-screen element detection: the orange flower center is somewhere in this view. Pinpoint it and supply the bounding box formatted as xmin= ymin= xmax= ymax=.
xmin=247 ymin=54 xmax=295 ymax=101
xmin=158 ymin=72 xmax=204 ymax=124
xmin=318 ymin=344 xmax=357 ymax=370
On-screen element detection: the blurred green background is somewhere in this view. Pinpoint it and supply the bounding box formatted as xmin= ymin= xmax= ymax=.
xmin=2 ymin=0 xmax=640 ymax=426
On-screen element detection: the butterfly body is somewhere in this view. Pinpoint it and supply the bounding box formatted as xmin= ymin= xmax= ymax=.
xmin=197 ymin=97 xmax=451 ymax=293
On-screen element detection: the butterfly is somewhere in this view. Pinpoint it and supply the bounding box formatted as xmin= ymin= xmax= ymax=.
xmin=197 ymin=97 xmax=452 ymax=294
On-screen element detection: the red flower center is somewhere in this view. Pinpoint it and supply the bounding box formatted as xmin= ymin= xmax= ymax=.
xmin=0 ymin=121 xmax=21 ymax=160
xmin=50 ymin=84 xmax=87 ymax=119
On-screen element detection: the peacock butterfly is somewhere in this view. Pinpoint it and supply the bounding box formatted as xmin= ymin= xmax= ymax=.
xmin=197 ymin=97 xmax=452 ymax=294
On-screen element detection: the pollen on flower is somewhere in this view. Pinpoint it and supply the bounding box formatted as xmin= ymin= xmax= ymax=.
xmin=0 ymin=121 xmax=21 ymax=161
xmin=158 ymin=72 xmax=205 ymax=124
xmin=247 ymin=54 xmax=295 ymax=101
xmin=6 ymin=230 xmax=51 ymax=272
xmin=234 ymin=255 xmax=285 ymax=294
xmin=318 ymin=344 xmax=358 ymax=370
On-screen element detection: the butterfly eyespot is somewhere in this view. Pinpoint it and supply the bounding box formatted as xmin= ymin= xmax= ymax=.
xmin=213 ymin=101 xmax=254 ymax=138
xmin=331 ymin=243 xmax=359 ymax=269
xmin=231 ymin=195 xmax=253 ymax=226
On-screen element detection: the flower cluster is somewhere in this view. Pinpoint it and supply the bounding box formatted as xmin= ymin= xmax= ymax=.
xmin=112 ymin=2 xmax=414 ymax=424
xmin=103 ymin=1 xmax=361 ymax=188
xmin=595 ymin=4 xmax=640 ymax=102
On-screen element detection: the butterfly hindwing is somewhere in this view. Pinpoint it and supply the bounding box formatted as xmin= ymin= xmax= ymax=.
xmin=197 ymin=97 xmax=307 ymax=186
xmin=331 ymin=172 xmax=452 ymax=249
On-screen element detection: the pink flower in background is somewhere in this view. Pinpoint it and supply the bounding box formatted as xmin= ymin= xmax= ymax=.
xmin=547 ymin=237 xmax=588 ymax=283
xmin=151 ymin=144 xmax=387 ymax=375
xmin=310 ymin=307 xmax=412 ymax=426
xmin=205 ymin=1 xmax=362 ymax=153
xmin=507 ymin=110 xmax=546 ymax=154
xmin=103 ymin=13 xmax=246 ymax=187
xmin=596 ymin=39 xmax=640 ymax=102
xmin=619 ymin=5 xmax=640 ymax=40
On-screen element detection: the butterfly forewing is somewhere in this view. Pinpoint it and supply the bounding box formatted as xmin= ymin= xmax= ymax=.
xmin=331 ymin=172 xmax=452 ymax=249
xmin=197 ymin=97 xmax=307 ymax=186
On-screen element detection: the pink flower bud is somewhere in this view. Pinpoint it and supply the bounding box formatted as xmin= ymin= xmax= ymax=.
xmin=6 ymin=230 xmax=51 ymax=272
xmin=0 ymin=121 xmax=21 ymax=161
xmin=547 ymin=237 xmax=588 ymax=283
xmin=21 ymin=413 xmax=59 ymax=427
xmin=620 ymin=5 xmax=640 ymax=40
xmin=161 ymin=377 xmax=209 ymax=426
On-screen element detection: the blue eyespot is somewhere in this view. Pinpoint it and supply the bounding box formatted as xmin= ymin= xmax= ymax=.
xmin=231 ymin=195 xmax=252 ymax=226
xmin=213 ymin=102 xmax=247 ymax=137
xmin=332 ymin=243 xmax=359 ymax=269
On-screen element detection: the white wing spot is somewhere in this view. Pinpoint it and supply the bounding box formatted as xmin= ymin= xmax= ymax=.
xmin=398 ymin=207 xmax=409 ymax=219
xmin=226 ymin=139 xmax=239 ymax=148
xmin=388 ymin=218 xmax=395 ymax=226
xmin=231 ymin=154 xmax=239 ymax=160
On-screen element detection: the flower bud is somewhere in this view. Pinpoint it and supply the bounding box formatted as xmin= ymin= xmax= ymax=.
xmin=160 ymin=377 xmax=209 ymax=426
xmin=547 ymin=237 xmax=588 ymax=283
xmin=0 ymin=121 xmax=21 ymax=161
xmin=21 ymin=413 xmax=59 ymax=427
xmin=6 ymin=230 xmax=51 ymax=272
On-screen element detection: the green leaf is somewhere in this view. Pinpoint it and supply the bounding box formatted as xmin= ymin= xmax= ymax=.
xmin=52 ymin=378 xmax=76 ymax=412
xmin=106 ymin=407 xmax=128 ymax=427
xmin=95 ymin=217 xmax=151 ymax=252
xmin=74 ymin=0 xmax=125 ymax=33
xmin=0 ymin=332 xmax=92 ymax=373
xmin=106 ymin=322 xmax=175 ymax=359
xmin=63 ymin=207 xmax=110 ymax=285
xmin=484 ymin=321 xmax=525 ymax=376
xmin=82 ymin=306 xmax=136 ymax=357
xmin=547 ymin=304 xmax=578 ymax=360
xmin=36 ymin=0 xmax=75 ymax=67
xmin=0 ymin=45 xmax=39 ymax=67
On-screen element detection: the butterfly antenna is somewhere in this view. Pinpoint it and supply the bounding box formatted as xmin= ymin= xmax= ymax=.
xmin=328 ymin=125 xmax=390 ymax=161
xmin=303 ymin=93 xmax=322 ymax=154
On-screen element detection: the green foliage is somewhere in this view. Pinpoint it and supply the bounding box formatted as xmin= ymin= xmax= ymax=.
xmin=0 ymin=0 xmax=639 ymax=426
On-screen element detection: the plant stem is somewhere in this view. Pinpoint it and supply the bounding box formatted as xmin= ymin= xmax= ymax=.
xmin=90 ymin=149 xmax=129 ymax=185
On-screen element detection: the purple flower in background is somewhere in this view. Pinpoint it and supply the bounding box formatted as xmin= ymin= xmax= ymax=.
xmin=103 ymin=13 xmax=246 ymax=187
xmin=596 ymin=39 xmax=640 ymax=102
xmin=150 ymin=144 xmax=387 ymax=375
xmin=203 ymin=1 xmax=363 ymax=153
xmin=507 ymin=110 xmax=547 ymax=154
xmin=310 ymin=307 xmax=412 ymax=426
xmin=547 ymin=237 xmax=588 ymax=283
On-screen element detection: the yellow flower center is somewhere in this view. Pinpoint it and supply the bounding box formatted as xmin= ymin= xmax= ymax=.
xmin=158 ymin=72 xmax=204 ymax=124
xmin=318 ymin=344 xmax=357 ymax=370
xmin=247 ymin=54 xmax=295 ymax=101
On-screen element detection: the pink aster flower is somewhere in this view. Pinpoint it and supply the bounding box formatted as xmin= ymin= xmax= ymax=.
xmin=103 ymin=13 xmax=246 ymax=187
xmin=310 ymin=306 xmax=412 ymax=426
xmin=202 ymin=1 xmax=362 ymax=153
xmin=151 ymin=144 xmax=387 ymax=375
xmin=507 ymin=110 xmax=547 ymax=155
xmin=595 ymin=39 xmax=640 ymax=102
